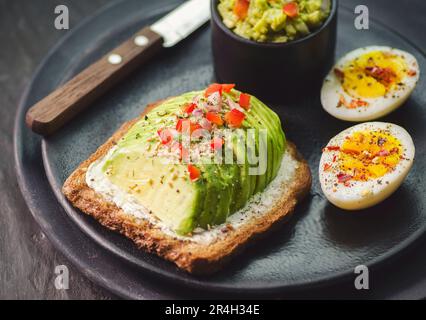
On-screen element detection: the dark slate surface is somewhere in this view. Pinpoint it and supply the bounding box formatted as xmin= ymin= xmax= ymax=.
xmin=1 ymin=0 xmax=114 ymax=300
xmin=1 ymin=0 xmax=425 ymax=299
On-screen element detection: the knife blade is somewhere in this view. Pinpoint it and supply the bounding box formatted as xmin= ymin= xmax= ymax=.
xmin=26 ymin=0 xmax=211 ymax=136
xmin=151 ymin=0 xmax=210 ymax=47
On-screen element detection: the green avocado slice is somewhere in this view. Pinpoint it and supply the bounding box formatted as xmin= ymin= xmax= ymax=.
xmin=212 ymin=163 xmax=234 ymax=225
xmin=249 ymin=96 xmax=286 ymax=180
xmin=102 ymin=150 xmax=202 ymax=235
xmin=243 ymin=114 xmax=267 ymax=194
xmin=226 ymin=163 xmax=241 ymax=215
xmin=197 ymin=164 xmax=220 ymax=229
xmin=97 ymin=89 xmax=286 ymax=235
xmin=245 ymin=105 xmax=275 ymax=187
xmin=230 ymin=129 xmax=251 ymax=211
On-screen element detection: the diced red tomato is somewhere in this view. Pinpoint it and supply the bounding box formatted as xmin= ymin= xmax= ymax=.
xmin=187 ymin=164 xmax=201 ymax=181
xmin=222 ymin=83 xmax=236 ymax=93
xmin=233 ymin=0 xmax=250 ymax=20
xmin=157 ymin=128 xmax=173 ymax=144
xmin=176 ymin=119 xmax=184 ymax=132
xmin=239 ymin=93 xmax=251 ymax=109
xmin=205 ymin=83 xmax=236 ymax=97
xmin=182 ymin=103 xmax=196 ymax=114
xmin=206 ymin=112 xmax=224 ymax=126
xmin=210 ymin=137 xmax=224 ymax=150
xmin=283 ymin=2 xmax=299 ymax=18
xmin=176 ymin=119 xmax=201 ymax=134
xmin=205 ymin=83 xmax=223 ymax=97
xmin=323 ymin=163 xmax=332 ymax=171
xmin=224 ymin=109 xmax=245 ymax=128
xmin=190 ymin=122 xmax=202 ymax=133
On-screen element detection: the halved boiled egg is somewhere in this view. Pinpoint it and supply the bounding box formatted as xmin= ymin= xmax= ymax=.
xmin=319 ymin=122 xmax=414 ymax=210
xmin=321 ymin=46 xmax=420 ymax=121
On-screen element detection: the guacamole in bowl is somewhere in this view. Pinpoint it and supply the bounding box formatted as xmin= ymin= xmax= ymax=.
xmin=218 ymin=0 xmax=331 ymax=43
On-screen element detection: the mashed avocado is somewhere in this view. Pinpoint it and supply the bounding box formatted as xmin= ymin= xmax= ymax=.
xmin=218 ymin=0 xmax=331 ymax=43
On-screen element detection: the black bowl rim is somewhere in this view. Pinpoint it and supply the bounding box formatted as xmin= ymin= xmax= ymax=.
xmin=211 ymin=0 xmax=338 ymax=48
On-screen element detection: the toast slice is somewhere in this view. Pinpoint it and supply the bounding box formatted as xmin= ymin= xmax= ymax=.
xmin=63 ymin=99 xmax=312 ymax=274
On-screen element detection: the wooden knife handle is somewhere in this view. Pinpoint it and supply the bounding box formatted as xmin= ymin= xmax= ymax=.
xmin=25 ymin=26 xmax=163 ymax=136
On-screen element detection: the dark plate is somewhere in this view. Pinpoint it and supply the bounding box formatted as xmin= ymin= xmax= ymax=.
xmin=15 ymin=0 xmax=426 ymax=295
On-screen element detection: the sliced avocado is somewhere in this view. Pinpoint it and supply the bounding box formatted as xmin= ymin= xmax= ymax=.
xmin=227 ymin=163 xmax=241 ymax=213
xmin=178 ymin=177 xmax=206 ymax=234
xmin=258 ymin=102 xmax=286 ymax=177
xmin=197 ymin=164 xmax=220 ymax=229
xmin=243 ymin=94 xmax=287 ymax=192
xmin=243 ymin=114 xmax=266 ymax=194
xmin=251 ymin=128 xmax=266 ymax=194
xmin=236 ymin=117 xmax=257 ymax=198
xmin=103 ymin=151 xmax=201 ymax=235
xmin=247 ymin=104 xmax=276 ymax=186
xmin=212 ymin=162 xmax=235 ymax=225
xmin=99 ymin=89 xmax=286 ymax=234
xmin=231 ymin=129 xmax=251 ymax=210
xmin=249 ymin=96 xmax=286 ymax=180
xmin=242 ymin=127 xmax=258 ymax=197
xmin=222 ymin=132 xmax=242 ymax=213
xmin=246 ymin=109 xmax=274 ymax=186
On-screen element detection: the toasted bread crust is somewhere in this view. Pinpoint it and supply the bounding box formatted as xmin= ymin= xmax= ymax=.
xmin=62 ymin=100 xmax=312 ymax=274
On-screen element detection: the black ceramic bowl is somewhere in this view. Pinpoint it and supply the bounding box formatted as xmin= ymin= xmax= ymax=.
xmin=211 ymin=0 xmax=338 ymax=102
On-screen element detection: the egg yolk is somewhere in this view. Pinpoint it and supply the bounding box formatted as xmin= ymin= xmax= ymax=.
xmin=338 ymin=130 xmax=402 ymax=181
xmin=340 ymin=51 xmax=408 ymax=99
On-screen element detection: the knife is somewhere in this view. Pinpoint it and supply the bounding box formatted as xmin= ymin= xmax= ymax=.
xmin=26 ymin=0 xmax=210 ymax=136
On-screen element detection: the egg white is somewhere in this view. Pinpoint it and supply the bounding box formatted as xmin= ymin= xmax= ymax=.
xmin=321 ymin=46 xmax=420 ymax=122
xmin=319 ymin=122 xmax=415 ymax=210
